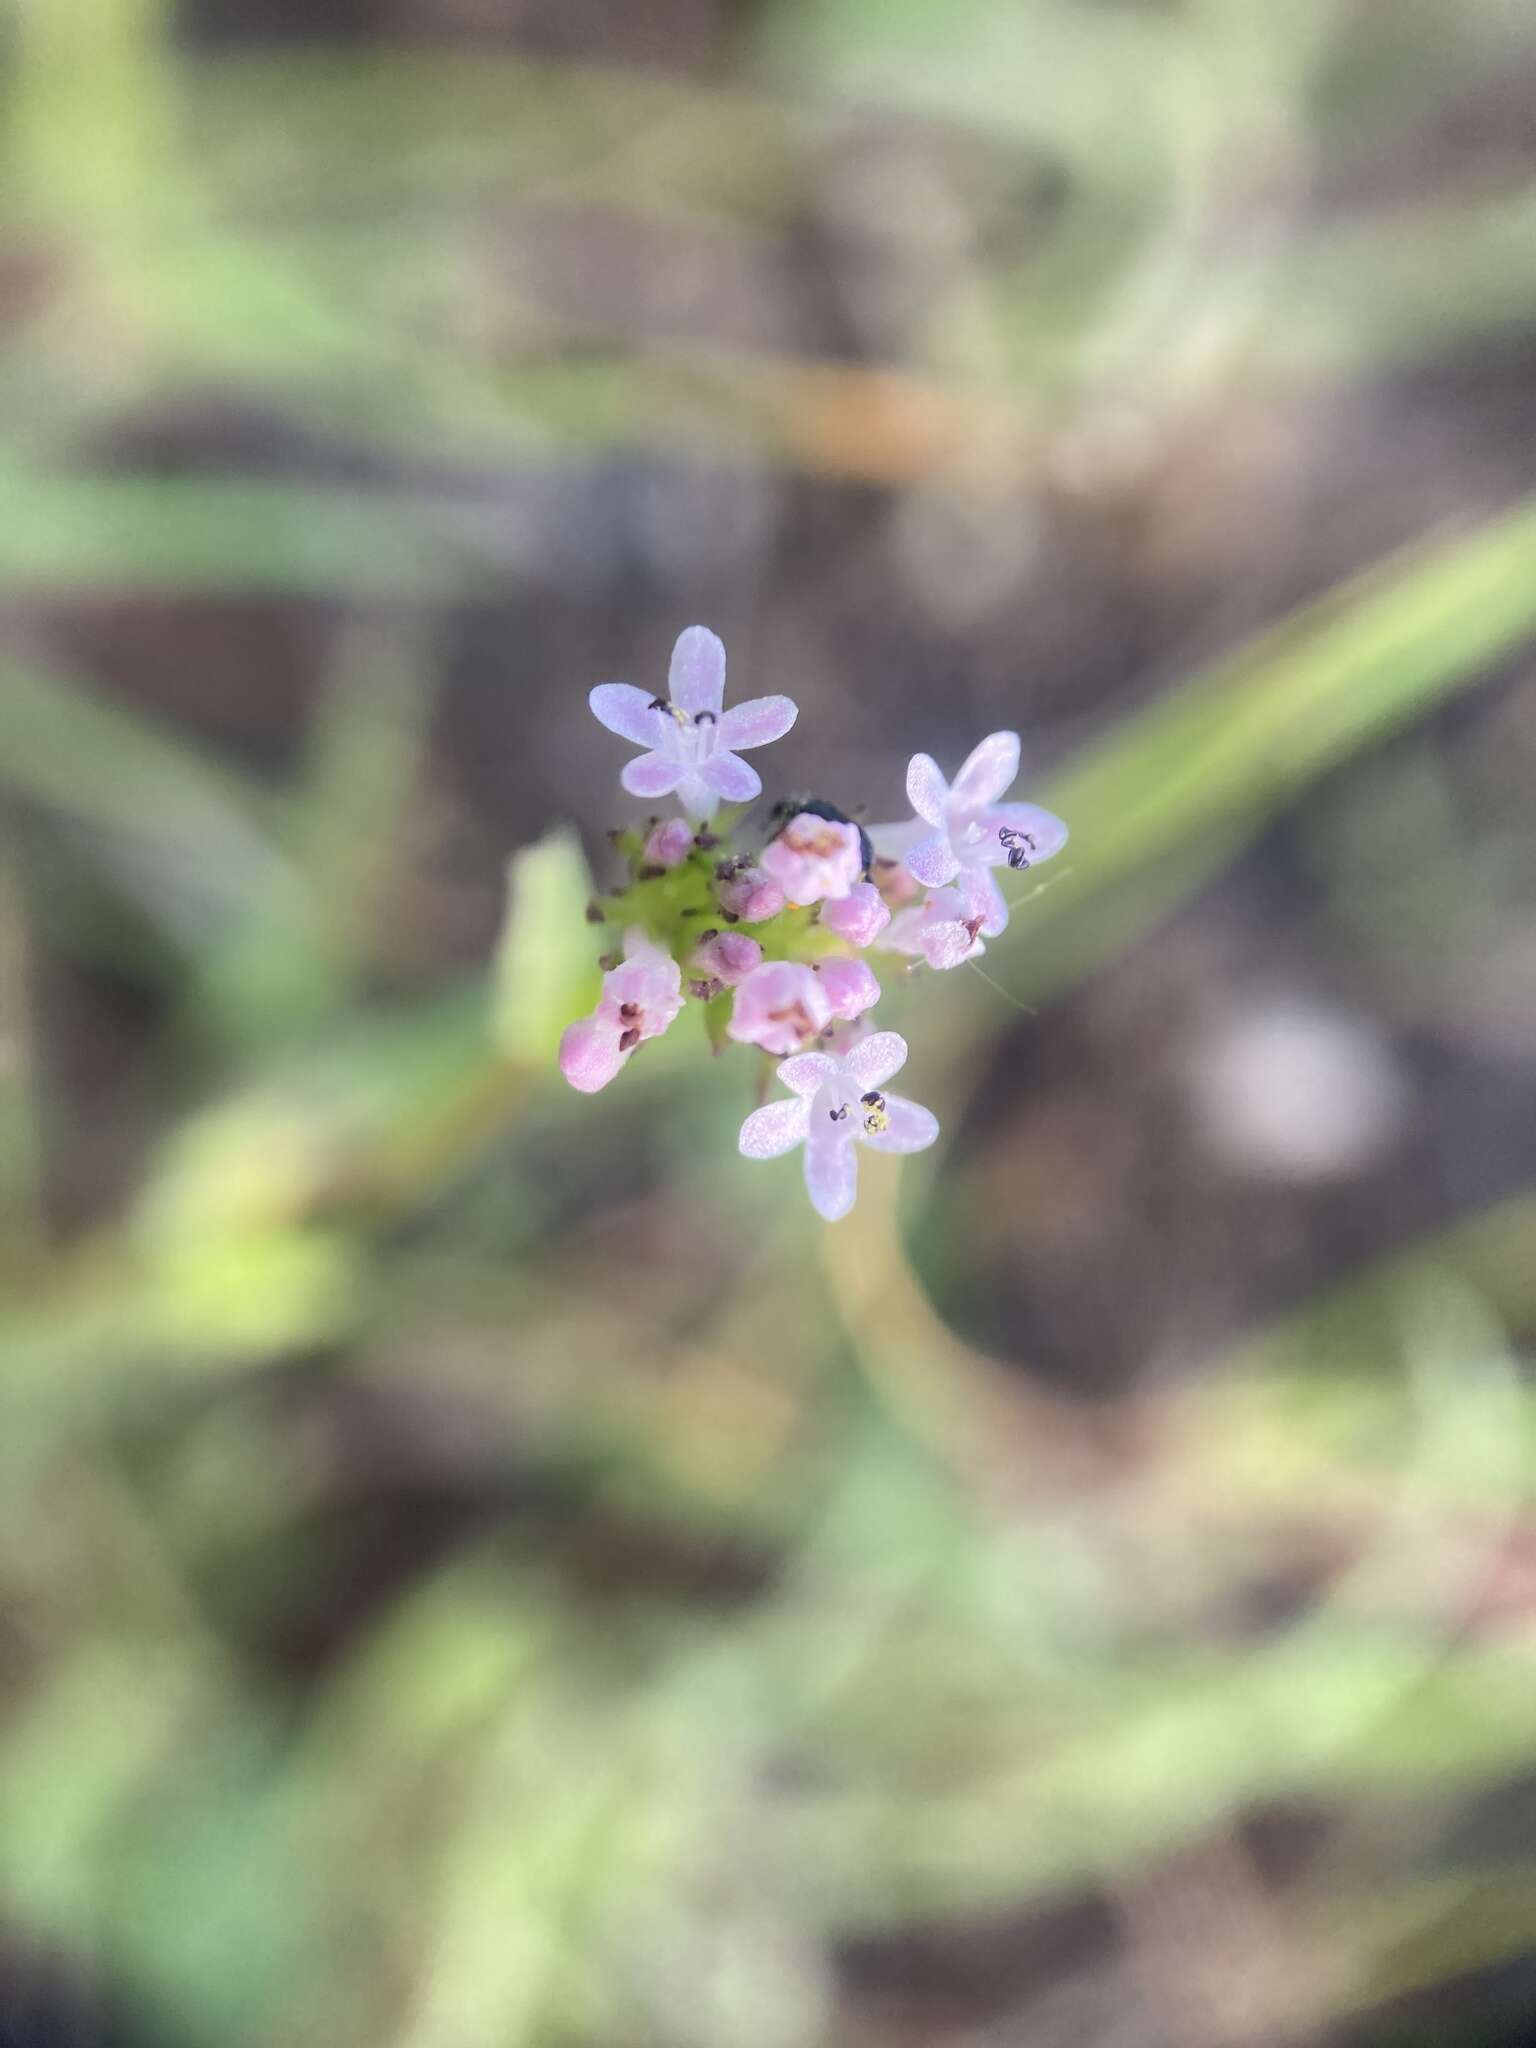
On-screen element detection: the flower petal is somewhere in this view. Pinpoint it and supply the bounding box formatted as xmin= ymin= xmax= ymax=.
xmin=804 ymin=1116 xmax=859 ymax=1221
xmin=589 ymin=683 xmax=665 ymax=747
xmin=986 ymin=801 xmax=1069 ymax=864
xmin=668 ymin=625 xmax=726 ymax=716
xmin=860 ymin=1093 xmax=939 ymax=1154
xmin=817 ymin=956 xmax=881 ymax=1021
xmin=739 ymin=1097 xmax=809 ymax=1160
xmin=778 ymin=1052 xmax=838 ymax=1097
xmin=718 ymin=694 xmax=797 ymax=751
xmin=958 ymin=865 xmax=1009 ymax=938
xmin=843 ymin=1030 xmax=907 ymax=1090
xmin=558 ymin=1016 xmax=625 ymax=1093
xmin=622 ymin=751 xmax=685 ymax=799
xmin=919 ymin=919 xmax=983 ymax=970
xmin=905 ymin=753 xmax=950 ymax=826
xmin=820 ymin=881 xmax=891 ymax=947
xmin=950 ymin=730 xmax=1019 ymax=813
xmin=674 ymin=769 xmax=719 ymax=822
xmin=866 ymin=818 xmax=928 ymax=862
xmin=700 ymin=750 xmax=762 ymax=803
xmin=905 ymin=832 xmax=960 ymax=888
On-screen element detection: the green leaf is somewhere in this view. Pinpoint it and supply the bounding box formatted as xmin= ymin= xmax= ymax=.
xmin=492 ymin=827 xmax=603 ymax=1068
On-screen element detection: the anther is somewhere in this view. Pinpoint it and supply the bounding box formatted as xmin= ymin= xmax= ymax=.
xmin=693 ymin=710 xmax=716 ymax=726
xmin=618 ymin=1026 xmax=641 ymax=1053
xmin=598 ymin=950 xmax=620 ymax=972
xmin=829 ymin=1104 xmax=849 ymax=1122
xmin=618 ymin=1001 xmax=639 ymax=1021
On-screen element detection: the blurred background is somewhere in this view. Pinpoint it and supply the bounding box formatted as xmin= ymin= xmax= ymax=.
xmin=3 ymin=1 xmax=1536 ymax=2044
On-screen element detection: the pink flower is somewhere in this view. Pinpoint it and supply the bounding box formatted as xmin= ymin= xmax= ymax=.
xmin=871 ymin=732 xmax=1067 ymax=938
xmin=879 ymin=869 xmax=1002 ymax=971
xmin=690 ymin=930 xmax=763 ymax=988
xmin=589 ymin=626 xmax=798 ymax=823
xmin=558 ymin=929 xmax=683 ymax=1093
xmin=815 ymin=955 xmax=880 ymax=1021
xmin=642 ymin=818 xmax=694 ymax=871
xmin=760 ymin=811 xmax=864 ymax=906
xmin=738 ymin=1032 xmax=939 ymax=1222
xmin=820 ymin=880 xmax=890 ymax=948
xmin=726 ymin=961 xmax=832 ymax=1055
xmin=715 ymin=862 xmax=786 ymax=923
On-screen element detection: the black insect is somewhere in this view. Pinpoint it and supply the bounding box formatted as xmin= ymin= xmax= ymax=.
xmin=997 ymin=826 xmax=1037 ymax=872
xmin=764 ymin=795 xmax=874 ymax=876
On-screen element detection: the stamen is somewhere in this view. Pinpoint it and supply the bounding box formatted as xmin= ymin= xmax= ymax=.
xmin=618 ymin=1026 xmax=641 ymax=1053
xmin=618 ymin=1001 xmax=639 ymax=1021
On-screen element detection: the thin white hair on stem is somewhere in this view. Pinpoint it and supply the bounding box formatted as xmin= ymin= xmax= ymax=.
xmin=962 ymin=955 xmax=1037 ymax=1015
xmin=996 ymin=862 xmax=1074 ymax=916
xmin=960 ymin=864 xmax=1074 ymax=1012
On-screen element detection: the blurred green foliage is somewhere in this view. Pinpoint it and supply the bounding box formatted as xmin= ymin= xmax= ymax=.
xmin=3 ymin=2 xmax=1536 ymax=2045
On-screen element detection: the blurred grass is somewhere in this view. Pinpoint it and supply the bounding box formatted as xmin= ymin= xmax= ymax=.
xmin=3 ymin=3 xmax=1536 ymax=2046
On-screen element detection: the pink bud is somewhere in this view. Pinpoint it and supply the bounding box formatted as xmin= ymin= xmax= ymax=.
xmin=816 ymin=955 xmax=881 ymax=1022
xmin=691 ymin=930 xmax=763 ymax=987
xmin=760 ymin=812 xmax=864 ymax=906
xmin=726 ymin=961 xmax=833 ymax=1055
xmin=641 ymin=818 xmax=694 ymax=870
xmin=716 ymin=864 xmax=786 ymax=923
xmin=820 ymin=881 xmax=890 ymax=948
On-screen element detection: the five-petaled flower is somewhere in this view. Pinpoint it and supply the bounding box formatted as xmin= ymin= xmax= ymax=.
xmin=738 ymin=1032 xmax=939 ymax=1222
xmin=875 ymin=731 xmax=1067 ymax=939
xmin=589 ymin=625 xmax=797 ymax=823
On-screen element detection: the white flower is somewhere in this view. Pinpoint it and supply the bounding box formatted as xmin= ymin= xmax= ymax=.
xmin=738 ymin=1032 xmax=938 ymax=1222
xmin=589 ymin=626 xmax=797 ymax=823
xmin=871 ymin=731 xmax=1067 ymax=939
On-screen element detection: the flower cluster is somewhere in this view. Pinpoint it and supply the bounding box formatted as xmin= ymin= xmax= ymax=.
xmin=559 ymin=626 xmax=1066 ymax=1219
